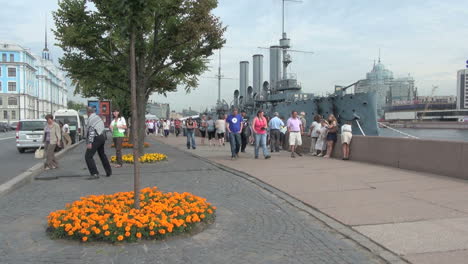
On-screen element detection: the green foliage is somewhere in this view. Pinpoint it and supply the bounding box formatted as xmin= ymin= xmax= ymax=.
xmin=67 ymin=100 xmax=87 ymax=111
xmin=53 ymin=0 xmax=226 ymax=108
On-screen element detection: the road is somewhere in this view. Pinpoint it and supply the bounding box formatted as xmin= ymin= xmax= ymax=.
xmin=0 ymin=131 xmax=44 ymax=184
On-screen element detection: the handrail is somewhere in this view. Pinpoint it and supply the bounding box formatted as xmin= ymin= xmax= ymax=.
xmin=378 ymin=122 xmax=419 ymax=139
xmin=355 ymin=120 xmax=366 ymax=136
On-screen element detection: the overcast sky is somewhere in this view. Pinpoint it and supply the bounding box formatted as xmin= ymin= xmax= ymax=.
xmin=1 ymin=0 xmax=467 ymax=112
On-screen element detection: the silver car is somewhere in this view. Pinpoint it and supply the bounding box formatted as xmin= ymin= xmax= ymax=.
xmin=16 ymin=119 xmax=47 ymax=153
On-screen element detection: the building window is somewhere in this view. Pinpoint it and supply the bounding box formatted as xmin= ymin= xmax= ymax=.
xmin=8 ymin=82 xmax=16 ymax=92
xmin=8 ymin=97 xmax=17 ymax=105
xmin=11 ymin=110 xmax=16 ymax=120
xmin=8 ymin=68 xmax=16 ymax=77
xmin=2 ymin=54 xmax=5 ymax=61
xmin=3 ymin=111 xmax=7 ymax=120
xmin=0 ymin=96 xmax=2 ymax=105
xmin=9 ymin=54 xmax=14 ymax=62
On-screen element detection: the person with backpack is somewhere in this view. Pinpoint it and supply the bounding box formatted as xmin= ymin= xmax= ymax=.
xmin=240 ymin=110 xmax=250 ymax=153
xmin=199 ymin=115 xmax=207 ymax=145
xmin=206 ymin=116 xmax=216 ymax=146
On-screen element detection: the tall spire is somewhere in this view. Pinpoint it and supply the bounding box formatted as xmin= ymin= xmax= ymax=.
xmin=378 ymin=48 xmax=381 ymax=63
xmin=44 ymin=17 xmax=48 ymax=51
xmin=42 ymin=14 xmax=50 ymax=60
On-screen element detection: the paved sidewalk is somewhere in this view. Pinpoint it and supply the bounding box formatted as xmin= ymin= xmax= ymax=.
xmin=157 ymin=135 xmax=468 ymax=264
xmin=0 ymin=137 xmax=385 ymax=264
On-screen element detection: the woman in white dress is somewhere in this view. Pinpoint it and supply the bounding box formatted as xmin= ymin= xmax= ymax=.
xmin=315 ymin=120 xmax=328 ymax=157
xmin=341 ymin=121 xmax=353 ymax=160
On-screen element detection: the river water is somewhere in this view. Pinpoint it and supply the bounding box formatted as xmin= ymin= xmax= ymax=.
xmin=379 ymin=127 xmax=468 ymax=142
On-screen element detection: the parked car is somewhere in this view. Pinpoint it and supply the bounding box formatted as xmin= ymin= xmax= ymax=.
xmin=0 ymin=122 xmax=9 ymax=132
xmin=16 ymin=119 xmax=47 ymax=153
xmin=9 ymin=122 xmax=18 ymax=131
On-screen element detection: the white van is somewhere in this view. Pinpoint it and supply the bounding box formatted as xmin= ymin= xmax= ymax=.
xmin=54 ymin=109 xmax=86 ymax=144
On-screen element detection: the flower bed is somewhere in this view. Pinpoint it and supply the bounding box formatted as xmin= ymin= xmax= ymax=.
xmin=47 ymin=187 xmax=216 ymax=243
xmin=111 ymin=142 xmax=150 ymax=148
xmin=111 ymin=153 xmax=167 ymax=163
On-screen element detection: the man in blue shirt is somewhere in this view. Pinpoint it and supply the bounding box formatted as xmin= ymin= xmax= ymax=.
xmin=268 ymin=112 xmax=284 ymax=152
xmin=226 ymin=108 xmax=243 ymax=160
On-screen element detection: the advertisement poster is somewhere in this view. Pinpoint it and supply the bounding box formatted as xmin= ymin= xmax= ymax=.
xmin=99 ymin=101 xmax=111 ymax=127
xmin=87 ymin=101 xmax=100 ymax=115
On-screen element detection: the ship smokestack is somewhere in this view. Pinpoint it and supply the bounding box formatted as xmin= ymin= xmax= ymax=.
xmin=239 ymin=61 xmax=249 ymax=102
xmin=269 ymin=46 xmax=281 ymax=91
xmin=253 ymin=54 xmax=263 ymax=96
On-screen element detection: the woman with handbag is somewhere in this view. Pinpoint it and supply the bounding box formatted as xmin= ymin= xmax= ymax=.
xmin=43 ymin=114 xmax=61 ymax=170
xmin=324 ymin=114 xmax=338 ymax=158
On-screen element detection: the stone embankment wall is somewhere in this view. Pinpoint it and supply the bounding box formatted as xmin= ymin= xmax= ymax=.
xmin=193 ymin=129 xmax=468 ymax=180
xmin=297 ymin=135 xmax=468 ymax=180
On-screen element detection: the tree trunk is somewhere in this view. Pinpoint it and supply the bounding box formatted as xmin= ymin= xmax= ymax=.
xmin=136 ymin=86 xmax=147 ymax=155
xmin=130 ymin=29 xmax=141 ymax=209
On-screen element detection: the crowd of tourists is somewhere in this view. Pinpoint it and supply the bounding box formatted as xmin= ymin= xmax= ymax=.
xmin=41 ymin=106 xmax=353 ymax=180
xmin=145 ymin=118 xmax=182 ymax=137
xmin=172 ymin=108 xmax=353 ymax=161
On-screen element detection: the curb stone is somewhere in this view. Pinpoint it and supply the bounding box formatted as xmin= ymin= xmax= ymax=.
xmin=158 ymin=140 xmax=411 ymax=264
xmin=0 ymin=141 xmax=83 ymax=197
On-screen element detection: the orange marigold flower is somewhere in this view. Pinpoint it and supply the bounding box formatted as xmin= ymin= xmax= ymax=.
xmin=104 ymin=231 xmax=110 ymax=236
xmin=125 ymin=232 xmax=131 ymax=237
xmin=136 ymin=232 xmax=142 ymax=238
xmin=82 ymin=236 xmax=88 ymax=242
xmin=117 ymin=235 xmax=124 ymax=241
xmin=68 ymin=231 xmax=74 ymax=236
xmin=158 ymin=229 xmax=166 ymax=234
xmin=149 ymin=231 xmax=155 ymax=236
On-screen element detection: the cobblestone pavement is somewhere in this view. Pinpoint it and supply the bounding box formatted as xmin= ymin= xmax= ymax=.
xmin=0 ymin=138 xmax=384 ymax=264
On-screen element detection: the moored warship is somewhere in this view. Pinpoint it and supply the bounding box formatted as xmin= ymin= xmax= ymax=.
xmin=213 ymin=0 xmax=379 ymax=136
xmin=214 ymin=37 xmax=379 ymax=136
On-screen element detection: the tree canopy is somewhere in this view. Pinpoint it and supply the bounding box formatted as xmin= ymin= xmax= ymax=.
xmin=54 ymin=0 xmax=226 ymax=113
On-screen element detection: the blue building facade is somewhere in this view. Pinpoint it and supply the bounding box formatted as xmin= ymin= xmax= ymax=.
xmin=0 ymin=42 xmax=67 ymax=122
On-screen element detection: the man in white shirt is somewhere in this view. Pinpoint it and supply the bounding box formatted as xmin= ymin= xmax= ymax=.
xmin=287 ymin=111 xmax=304 ymax=158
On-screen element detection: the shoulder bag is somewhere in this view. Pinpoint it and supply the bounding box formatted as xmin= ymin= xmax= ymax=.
xmin=35 ymin=146 xmax=44 ymax=159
